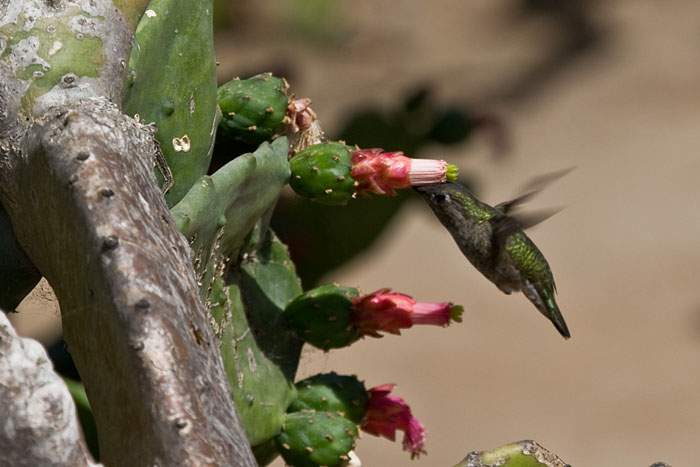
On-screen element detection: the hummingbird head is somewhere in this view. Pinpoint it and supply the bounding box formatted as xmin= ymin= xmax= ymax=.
xmin=413 ymin=183 xmax=469 ymax=220
xmin=413 ymin=182 xmax=463 ymax=205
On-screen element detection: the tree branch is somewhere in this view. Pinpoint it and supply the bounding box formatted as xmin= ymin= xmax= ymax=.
xmin=0 ymin=311 xmax=97 ymax=467
xmin=2 ymin=99 xmax=256 ymax=466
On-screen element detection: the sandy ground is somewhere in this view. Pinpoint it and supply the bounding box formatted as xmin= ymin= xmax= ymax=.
xmin=12 ymin=1 xmax=700 ymax=465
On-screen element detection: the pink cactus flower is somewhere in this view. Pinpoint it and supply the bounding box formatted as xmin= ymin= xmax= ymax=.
xmin=362 ymin=384 xmax=427 ymax=458
xmin=350 ymin=148 xmax=457 ymax=196
xmin=351 ymin=288 xmax=462 ymax=337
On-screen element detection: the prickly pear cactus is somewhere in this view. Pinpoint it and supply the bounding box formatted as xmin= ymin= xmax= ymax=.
xmin=284 ymin=283 xmax=360 ymax=350
xmin=218 ymin=73 xmax=290 ymax=145
xmin=171 ymin=137 xmax=305 ymax=450
xmin=122 ymin=0 xmax=219 ymax=206
xmin=171 ymin=137 xmax=291 ymax=294
xmin=276 ymin=411 xmax=359 ymax=467
xmin=289 ymin=142 xmax=356 ymax=206
xmin=289 ymin=373 xmax=369 ymax=425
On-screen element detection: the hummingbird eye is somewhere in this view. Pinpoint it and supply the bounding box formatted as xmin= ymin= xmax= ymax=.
xmin=434 ymin=194 xmax=449 ymax=203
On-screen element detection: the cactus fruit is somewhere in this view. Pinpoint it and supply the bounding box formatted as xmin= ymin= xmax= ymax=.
xmin=289 ymin=373 xmax=369 ymax=425
xmin=284 ymin=284 xmax=462 ymax=350
xmin=123 ymin=0 xmax=219 ymax=207
xmin=275 ymin=411 xmax=359 ymax=467
xmin=284 ymin=284 xmax=360 ymax=350
xmin=289 ymin=143 xmax=458 ymax=205
xmin=287 ymin=377 xmax=428 ymax=460
xmin=218 ymin=73 xmax=290 ymax=145
xmin=289 ymin=142 xmax=356 ymax=206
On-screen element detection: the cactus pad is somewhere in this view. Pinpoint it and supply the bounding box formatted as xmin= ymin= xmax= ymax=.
xmin=171 ymin=137 xmax=298 ymax=447
xmin=276 ymin=411 xmax=359 ymax=467
xmin=123 ymin=0 xmax=219 ymax=206
xmin=289 ymin=142 xmax=356 ymax=206
xmin=290 ymin=373 xmax=368 ymax=425
xmin=284 ymin=284 xmax=360 ymax=350
xmin=218 ymin=73 xmax=290 ymax=145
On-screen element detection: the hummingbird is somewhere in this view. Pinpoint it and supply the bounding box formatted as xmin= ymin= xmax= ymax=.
xmin=414 ymin=177 xmax=570 ymax=339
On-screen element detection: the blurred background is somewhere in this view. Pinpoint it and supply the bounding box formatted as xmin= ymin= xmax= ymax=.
xmin=12 ymin=0 xmax=700 ymax=465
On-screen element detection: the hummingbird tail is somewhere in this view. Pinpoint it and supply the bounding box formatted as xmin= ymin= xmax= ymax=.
xmin=546 ymin=298 xmax=570 ymax=339
xmin=523 ymin=281 xmax=570 ymax=339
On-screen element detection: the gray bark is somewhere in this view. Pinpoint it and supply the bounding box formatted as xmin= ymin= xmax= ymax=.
xmin=0 ymin=311 xmax=98 ymax=467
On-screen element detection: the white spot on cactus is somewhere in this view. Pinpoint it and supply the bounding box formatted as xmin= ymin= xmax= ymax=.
xmin=189 ymin=93 xmax=195 ymax=115
xmin=172 ymin=135 xmax=191 ymax=152
xmin=145 ymin=9 xmax=157 ymax=17
xmin=48 ymin=41 xmax=63 ymax=57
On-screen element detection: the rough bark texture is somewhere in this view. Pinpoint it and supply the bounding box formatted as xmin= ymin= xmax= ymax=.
xmin=1 ymin=98 xmax=256 ymax=466
xmin=0 ymin=1 xmax=256 ymax=465
xmin=0 ymin=311 xmax=98 ymax=467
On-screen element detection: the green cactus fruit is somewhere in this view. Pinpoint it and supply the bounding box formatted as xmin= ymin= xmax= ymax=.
xmin=289 ymin=142 xmax=356 ymax=206
xmin=290 ymin=373 xmax=368 ymax=425
xmin=123 ymin=0 xmax=219 ymax=207
xmin=284 ymin=284 xmax=360 ymax=350
xmin=218 ymin=73 xmax=290 ymax=145
xmin=276 ymin=411 xmax=359 ymax=467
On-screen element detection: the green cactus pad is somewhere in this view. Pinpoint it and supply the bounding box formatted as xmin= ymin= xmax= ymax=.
xmin=289 ymin=142 xmax=356 ymax=206
xmin=290 ymin=373 xmax=368 ymax=425
xmin=211 ymin=226 xmax=304 ymax=447
xmin=218 ymin=73 xmax=290 ymax=145
xmin=123 ymin=0 xmax=219 ymax=207
xmin=284 ymin=284 xmax=360 ymax=350
xmin=276 ymin=411 xmax=359 ymax=467
xmin=171 ymin=138 xmax=298 ymax=446
xmin=212 ymin=275 xmax=297 ymax=447
xmin=239 ymin=231 xmax=304 ymax=381
xmin=172 ymin=137 xmax=290 ymax=297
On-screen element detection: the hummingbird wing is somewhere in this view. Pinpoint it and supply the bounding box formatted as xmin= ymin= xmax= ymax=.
xmin=495 ymin=167 xmax=574 ymax=214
